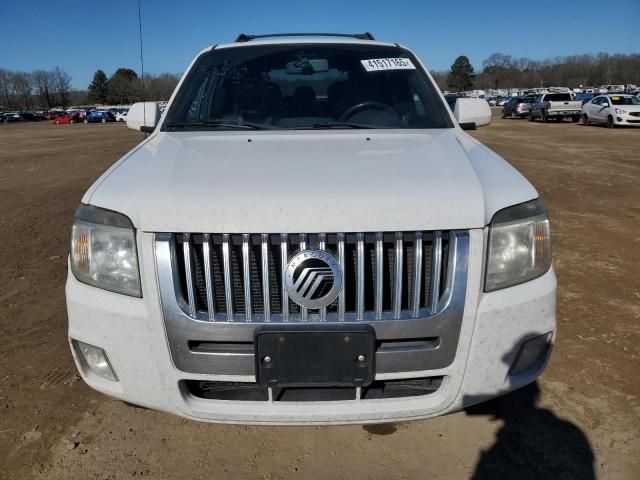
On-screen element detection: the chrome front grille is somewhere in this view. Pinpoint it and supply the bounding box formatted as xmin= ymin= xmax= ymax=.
xmin=170 ymin=232 xmax=455 ymax=323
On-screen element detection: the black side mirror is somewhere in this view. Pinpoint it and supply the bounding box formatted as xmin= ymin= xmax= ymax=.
xmin=459 ymin=122 xmax=477 ymax=130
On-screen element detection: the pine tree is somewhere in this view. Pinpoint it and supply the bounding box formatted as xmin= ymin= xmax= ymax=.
xmin=87 ymin=69 xmax=108 ymax=104
xmin=447 ymin=56 xmax=476 ymax=92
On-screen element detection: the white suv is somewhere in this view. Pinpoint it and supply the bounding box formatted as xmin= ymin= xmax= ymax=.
xmin=66 ymin=33 xmax=556 ymax=424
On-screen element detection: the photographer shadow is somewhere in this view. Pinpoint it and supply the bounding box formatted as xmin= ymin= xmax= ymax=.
xmin=465 ymin=381 xmax=595 ymax=479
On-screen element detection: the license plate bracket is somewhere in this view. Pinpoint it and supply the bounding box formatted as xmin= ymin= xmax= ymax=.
xmin=255 ymin=324 xmax=376 ymax=388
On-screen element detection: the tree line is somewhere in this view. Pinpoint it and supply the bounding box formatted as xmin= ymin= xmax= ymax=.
xmin=86 ymin=68 xmax=180 ymax=105
xmin=0 ymin=67 xmax=72 ymax=110
xmin=432 ymin=52 xmax=640 ymax=92
xmin=0 ymin=67 xmax=180 ymax=110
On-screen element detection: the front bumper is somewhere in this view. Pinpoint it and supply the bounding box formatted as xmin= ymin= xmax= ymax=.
xmin=614 ymin=114 xmax=640 ymax=126
xmin=66 ymin=230 xmax=556 ymax=424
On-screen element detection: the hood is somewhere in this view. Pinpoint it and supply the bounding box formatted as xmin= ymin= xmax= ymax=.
xmin=615 ymin=104 xmax=640 ymax=112
xmin=87 ymin=129 xmax=537 ymax=233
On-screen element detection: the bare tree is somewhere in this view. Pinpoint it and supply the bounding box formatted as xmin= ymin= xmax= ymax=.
xmin=32 ymin=70 xmax=54 ymax=108
xmin=11 ymin=72 xmax=33 ymax=109
xmin=51 ymin=66 xmax=72 ymax=108
xmin=143 ymin=72 xmax=181 ymax=101
xmin=0 ymin=68 xmax=12 ymax=108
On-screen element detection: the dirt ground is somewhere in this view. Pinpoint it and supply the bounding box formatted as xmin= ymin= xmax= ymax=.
xmin=0 ymin=115 xmax=638 ymax=479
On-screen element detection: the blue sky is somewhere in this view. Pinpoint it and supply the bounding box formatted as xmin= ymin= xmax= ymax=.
xmin=1 ymin=0 xmax=638 ymax=89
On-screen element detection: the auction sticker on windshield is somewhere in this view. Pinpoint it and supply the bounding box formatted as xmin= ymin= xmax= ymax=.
xmin=361 ymin=58 xmax=416 ymax=72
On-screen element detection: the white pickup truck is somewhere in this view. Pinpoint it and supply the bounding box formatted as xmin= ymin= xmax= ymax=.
xmin=530 ymin=92 xmax=582 ymax=122
xmin=66 ymin=33 xmax=556 ymax=425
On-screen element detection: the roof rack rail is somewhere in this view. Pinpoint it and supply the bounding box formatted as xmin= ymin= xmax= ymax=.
xmin=235 ymin=32 xmax=375 ymax=43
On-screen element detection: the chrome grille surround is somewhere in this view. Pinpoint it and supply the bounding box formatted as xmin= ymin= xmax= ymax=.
xmin=155 ymin=231 xmax=470 ymax=375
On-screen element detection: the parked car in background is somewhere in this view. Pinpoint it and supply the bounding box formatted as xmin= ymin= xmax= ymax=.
xmin=574 ymin=93 xmax=594 ymax=105
xmin=67 ymin=109 xmax=89 ymax=120
xmin=85 ymin=111 xmax=116 ymax=123
xmin=54 ymin=112 xmax=83 ymax=124
xmin=529 ymin=92 xmax=582 ymax=122
xmin=115 ymin=110 xmax=129 ymax=122
xmin=3 ymin=112 xmax=22 ymax=122
xmin=496 ymin=97 xmax=511 ymax=106
xmin=502 ymin=96 xmax=536 ymax=119
xmin=581 ymin=94 xmax=640 ymax=128
xmin=19 ymin=112 xmax=43 ymax=121
xmin=444 ymin=94 xmax=462 ymax=112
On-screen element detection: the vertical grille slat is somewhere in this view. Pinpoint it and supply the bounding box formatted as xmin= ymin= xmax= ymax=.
xmin=261 ymin=234 xmax=271 ymax=322
xmin=318 ymin=233 xmax=327 ymax=321
xmin=242 ymin=234 xmax=252 ymax=322
xmin=222 ymin=234 xmax=234 ymax=321
xmin=299 ymin=233 xmax=308 ymax=322
xmin=337 ymin=233 xmax=346 ymax=321
xmin=356 ymin=233 xmax=365 ymax=321
xmin=374 ymin=233 xmax=383 ymax=320
xmin=182 ymin=233 xmax=197 ymax=317
xmin=412 ymin=232 xmax=423 ymax=318
xmin=202 ymin=233 xmax=216 ymax=321
xmin=173 ymin=230 xmax=454 ymax=322
xmin=393 ymin=232 xmax=404 ymax=319
xmin=430 ymin=231 xmax=443 ymax=314
xmin=280 ymin=233 xmax=289 ymax=322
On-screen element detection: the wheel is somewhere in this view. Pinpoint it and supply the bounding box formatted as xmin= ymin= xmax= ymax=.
xmin=529 ymin=113 xmax=535 ymax=122
xmin=582 ymin=114 xmax=590 ymax=126
xmin=571 ymin=116 xmax=579 ymax=123
xmin=607 ymin=116 xmax=615 ymax=128
xmin=54 ymin=120 xmax=59 ymax=124
xmin=541 ymin=112 xmax=547 ymax=123
xmin=70 ymin=119 xmax=74 ymax=124
xmin=101 ymin=118 xmax=106 ymax=123
xmin=84 ymin=119 xmax=88 ymax=124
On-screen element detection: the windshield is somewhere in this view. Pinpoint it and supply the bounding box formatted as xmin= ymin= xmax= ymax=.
xmin=163 ymin=44 xmax=453 ymax=130
xmin=610 ymin=96 xmax=640 ymax=105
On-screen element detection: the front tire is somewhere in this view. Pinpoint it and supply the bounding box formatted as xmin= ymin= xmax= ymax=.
xmin=571 ymin=116 xmax=579 ymax=123
xmin=541 ymin=111 xmax=548 ymax=123
xmin=607 ymin=116 xmax=615 ymax=128
xmin=582 ymin=114 xmax=590 ymax=126
xmin=70 ymin=119 xmax=74 ymax=124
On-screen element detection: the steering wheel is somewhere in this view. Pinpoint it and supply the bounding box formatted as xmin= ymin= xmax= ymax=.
xmin=339 ymin=101 xmax=397 ymax=122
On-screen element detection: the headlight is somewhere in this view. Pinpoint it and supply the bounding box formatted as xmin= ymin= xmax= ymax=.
xmin=485 ymin=199 xmax=551 ymax=292
xmin=614 ymin=108 xmax=626 ymax=114
xmin=71 ymin=204 xmax=141 ymax=296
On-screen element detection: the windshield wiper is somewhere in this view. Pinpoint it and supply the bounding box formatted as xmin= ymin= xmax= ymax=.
xmin=165 ymin=120 xmax=268 ymax=130
xmin=295 ymin=122 xmax=375 ymax=130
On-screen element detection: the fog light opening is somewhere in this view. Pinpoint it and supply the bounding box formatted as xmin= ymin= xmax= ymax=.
xmin=509 ymin=333 xmax=553 ymax=376
xmin=73 ymin=340 xmax=118 ymax=382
